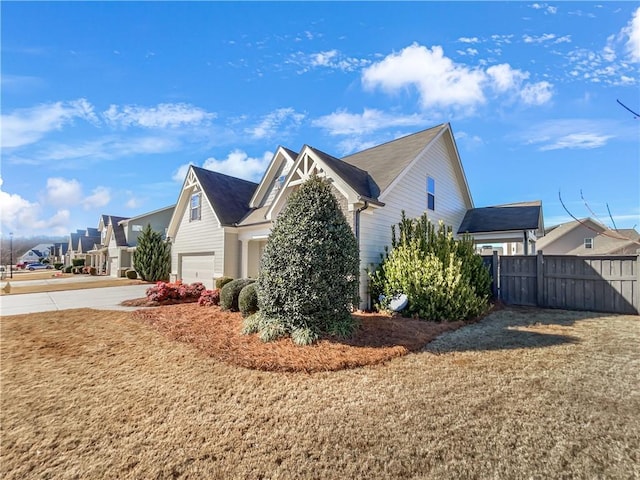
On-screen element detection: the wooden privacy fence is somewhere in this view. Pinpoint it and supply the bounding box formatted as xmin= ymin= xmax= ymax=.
xmin=482 ymin=252 xmax=639 ymax=315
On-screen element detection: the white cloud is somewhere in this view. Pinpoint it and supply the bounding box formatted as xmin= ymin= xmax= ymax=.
xmin=202 ymin=150 xmax=273 ymax=182
xmin=362 ymin=43 xmax=486 ymax=110
xmin=247 ymin=108 xmax=305 ymax=139
xmin=46 ymin=177 xmax=82 ymax=207
xmin=523 ymin=33 xmax=557 ymax=44
xmin=520 ymin=81 xmax=553 ymax=105
xmin=524 ymin=119 xmax=615 ymax=151
xmin=125 ymin=197 xmax=141 ymax=209
xmin=458 ymin=37 xmax=479 ymax=44
xmin=103 ymin=103 xmax=215 ymax=129
xmin=530 ymin=3 xmax=557 ymax=14
xmin=172 ymin=162 xmax=194 ymax=183
xmin=1 ymin=98 xmax=98 ymax=148
xmin=293 ymin=49 xmax=370 ymax=73
xmin=37 ymin=135 xmax=179 ymax=164
xmin=539 ymin=133 xmax=613 ymax=151
xmin=313 ymin=109 xmax=426 ymax=136
xmin=0 ymin=178 xmax=71 ymax=235
xmin=486 ymin=64 xmax=530 ymax=92
xmin=622 ymin=6 xmax=640 ymax=62
xmin=82 ymin=186 xmax=111 ymax=210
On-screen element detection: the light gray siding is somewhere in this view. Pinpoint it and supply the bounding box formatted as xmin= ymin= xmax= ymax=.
xmin=358 ymin=135 xmax=470 ymax=308
xmin=125 ymin=208 xmax=173 ymax=246
xmin=224 ymin=232 xmax=241 ymax=278
xmin=171 ymin=197 xmax=225 ymax=279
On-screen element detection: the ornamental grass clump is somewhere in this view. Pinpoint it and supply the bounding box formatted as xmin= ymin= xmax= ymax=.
xmin=369 ymin=212 xmax=491 ymax=321
xmin=249 ymin=176 xmax=359 ymax=345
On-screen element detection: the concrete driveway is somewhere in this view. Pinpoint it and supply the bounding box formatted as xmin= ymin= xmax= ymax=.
xmin=0 ymin=284 xmax=151 ymax=315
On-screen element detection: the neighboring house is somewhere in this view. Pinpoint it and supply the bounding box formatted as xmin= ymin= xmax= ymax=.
xmin=19 ymin=243 xmax=54 ymax=264
xmin=536 ymin=218 xmax=640 ymax=255
xmin=167 ymin=123 xmax=478 ymax=306
xmin=457 ymin=201 xmax=544 ymax=255
xmin=65 ymin=230 xmax=101 ymax=266
xmin=88 ymin=206 xmax=174 ymax=277
xmin=50 ymin=242 xmax=69 ymax=263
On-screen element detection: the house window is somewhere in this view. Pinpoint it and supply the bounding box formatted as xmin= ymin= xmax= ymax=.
xmin=190 ymin=193 xmax=201 ymax=221
xmin=427 ymin=176 xmax=435 ymax=211
xmin=132 ymin=224 xmax=143 ymax=232
xmin=584 ymin=238 xmax=593 ymax=249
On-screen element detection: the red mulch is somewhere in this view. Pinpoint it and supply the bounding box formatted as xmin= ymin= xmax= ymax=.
xmin=132 ymin=304 xmax=465 ymax=373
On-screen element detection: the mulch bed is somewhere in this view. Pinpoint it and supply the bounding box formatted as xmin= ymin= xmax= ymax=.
xmin=132 ymin=304 xmax=465 ymax=373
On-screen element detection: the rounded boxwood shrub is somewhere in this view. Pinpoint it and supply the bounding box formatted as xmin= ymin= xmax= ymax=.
xmin=125 ymin=269 xmax=138 ymax=280
xmin=64 ymin=265 xmax=73 ymax=274
xmin=239 ymin=283 xmax=259 ymax=317
xmin=215 ymin=276 xmax=234 ymax=290
xmin=220 ymin=278 xmax=255 ymax=311
xmin=89 ymin=267 xmax=98 ymax=276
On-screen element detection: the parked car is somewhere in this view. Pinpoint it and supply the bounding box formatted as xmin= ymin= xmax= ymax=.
xmin=27 ymin=263 xmax=53 ymax=271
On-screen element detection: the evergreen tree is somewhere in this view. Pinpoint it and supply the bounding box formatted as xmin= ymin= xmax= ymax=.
xmin=132 ymin=224 xmax=170 ymax=282
xmin=246 ymin=176 xmax=359 ymax=345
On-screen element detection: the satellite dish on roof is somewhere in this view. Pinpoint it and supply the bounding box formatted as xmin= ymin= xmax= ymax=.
xmin=388 ymin=294 xmax=408 ymax=312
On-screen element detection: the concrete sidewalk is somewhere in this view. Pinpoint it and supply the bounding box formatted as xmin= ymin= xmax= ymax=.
xmin=0 ymin=284 xmax=151 ymax=316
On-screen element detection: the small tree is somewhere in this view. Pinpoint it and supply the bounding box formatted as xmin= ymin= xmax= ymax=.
xmin=133 ymin=224 xmax=170 ymax=282
xmin=247 ymin=176 xmax=360 ymax=345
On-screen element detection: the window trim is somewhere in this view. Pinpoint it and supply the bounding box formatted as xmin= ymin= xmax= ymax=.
xmin=427 ymin=176 xmax=435 ymax=211
xmin=190 ymin=192 xmax=202 ymax=221
xmin=584 ymin=237 xmax=593 ymax=249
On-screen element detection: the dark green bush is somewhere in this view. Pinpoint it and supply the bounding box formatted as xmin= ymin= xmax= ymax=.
xmin=125 ymin=269 xmax=138 ymax=279
xmin=254 ymin=176 xmax=359 ymax=345
xmin=215 ymin=276 xmax=234 ymax=290
xmin=64 ymin=265 xmax=73 ymax=273
xmin=220 ymin=278 xmax=255 ymax=311
xmin=133 ymin=224 xmax=170 ymax=282
xmin=369 ymin=212 xmax=491 ymax=321
xmin=72 ymin=259 xmax=85 ymax=267
xmin=54 ymin=263 xmax=64 ymax=270
xmin=239 ymin=283 xmax=259 ymax=317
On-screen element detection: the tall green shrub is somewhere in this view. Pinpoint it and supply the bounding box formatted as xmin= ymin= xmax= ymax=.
xmin=250 ymin=176 xmax=360 ymax=345
xmin=369 ymin=212 xmax=491 ymax=321
xmin=132 ymin=224 xmax=170 ymax=282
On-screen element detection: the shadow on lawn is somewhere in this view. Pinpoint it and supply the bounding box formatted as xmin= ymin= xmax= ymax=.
xmin=423 ymin=307 xmax=589 ymax=353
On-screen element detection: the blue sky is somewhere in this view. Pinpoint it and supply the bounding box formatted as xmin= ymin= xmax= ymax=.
xmin=2 ymin=1 xmax=639 ymax=238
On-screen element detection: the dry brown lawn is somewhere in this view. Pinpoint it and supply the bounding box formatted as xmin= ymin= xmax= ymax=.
xmin=1 ymin=307 xmax=638 ymax=479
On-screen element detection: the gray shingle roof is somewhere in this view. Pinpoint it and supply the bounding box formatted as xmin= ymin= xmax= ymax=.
xmin=341 ymin=124 xmax=447 ymax=195
xmin=192 ymin=166 xmax=258 ymax=226
xmin=307 ymin=146 xmax=380 ymax=200
xmin=458 ymin=201 xmax=542 ymax=234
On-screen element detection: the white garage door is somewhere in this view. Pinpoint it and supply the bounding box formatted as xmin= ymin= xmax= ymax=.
xmin=180 ymin=254 xmax=215 ymax=289
xmin=109 ymin=257 xmax=119 ymax=277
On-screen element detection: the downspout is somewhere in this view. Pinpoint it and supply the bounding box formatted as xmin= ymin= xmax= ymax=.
xmin=355 ymin=201 xmax=369 ymax=310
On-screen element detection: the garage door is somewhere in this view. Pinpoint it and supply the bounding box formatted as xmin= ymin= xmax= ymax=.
xmin=109 ymin=257 xmax=119 ymax=277
xmin=180 ymin=254 xmax=215 ymax=289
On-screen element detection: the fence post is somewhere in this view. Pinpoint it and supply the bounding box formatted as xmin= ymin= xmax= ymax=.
xmin=492 ymin=251 xmax=499 ymax=299
xmin=536 ymin=250 xmax=544 ymax=307
xmin=636 ymin=255 xmax=640 ymax=314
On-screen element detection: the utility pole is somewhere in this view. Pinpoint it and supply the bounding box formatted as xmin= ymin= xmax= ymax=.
xmin=9 ymin=232 xmax=13 ymax=279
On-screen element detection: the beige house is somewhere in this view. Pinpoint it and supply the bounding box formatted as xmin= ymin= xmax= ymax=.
xmin=536 ymin=218 xmax=640 ymax=255
xmin=167 ymin=123 xmax=476 ymax=306
xmin=89 ymin=206 xmax=174 ymax=276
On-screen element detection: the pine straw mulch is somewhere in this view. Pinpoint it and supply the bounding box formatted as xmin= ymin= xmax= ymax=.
xmin=131 ymin=304 xmax=465 ymax=373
